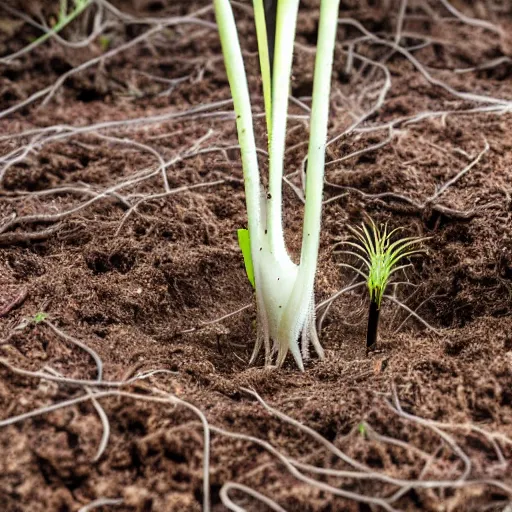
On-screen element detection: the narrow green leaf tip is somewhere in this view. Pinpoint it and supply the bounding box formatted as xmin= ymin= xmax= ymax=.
xmin=346 ymin=219 xmax=426 ymax=308
xmin=237 ymin=228 xmax=255 ymax=288
xmin=253 ymin=0 xmax=273 ymax=142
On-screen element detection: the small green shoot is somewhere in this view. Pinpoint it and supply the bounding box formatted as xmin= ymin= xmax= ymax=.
xmin=33 ymin=311 xmax=49 ymax=324
xmin=342 ymin=219 xmax=426 ymax=350
xmin=358 ymin=422 xmax=367 ymax=437
xmin=13 ymin=311 xmax=49 ymax=332
xmin=99 ymin=35 xmax=111 ymax=52
xmin=237 ymin=228 xmax=255 ymax=289
xmin=346 ymin=219 xmax=425 ymax=308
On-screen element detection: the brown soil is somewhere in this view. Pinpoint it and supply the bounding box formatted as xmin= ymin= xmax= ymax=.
xmin=1 ymin=1 xmax=512 ymax=511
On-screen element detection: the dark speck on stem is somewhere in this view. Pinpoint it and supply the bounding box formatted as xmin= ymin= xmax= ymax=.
xmin=267 ymin=193 xmax=272 ymax=199
xmin=265 ymin=229 xmax=267 ymax=234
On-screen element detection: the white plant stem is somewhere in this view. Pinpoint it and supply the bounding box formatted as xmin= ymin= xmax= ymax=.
xmin=215 ymin=0 xmax=340 ymax=370
xmin=267 ymin=0 xmax=299 ymax=259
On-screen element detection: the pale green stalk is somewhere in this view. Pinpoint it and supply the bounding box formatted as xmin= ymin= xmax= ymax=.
xmin=300 ymin=0 xmax=340 ymax=275
xmin=253 ymin=0 xmax=303 ymax=366
xmin=267 ymin=0 xmax=300 ymax=258
xmin=213 ymin=0 xmax=262 ymax=264
xmin=214 ymin=0 xmax=271 ymax=364
xmin=253 ymin=0 xmax=273 ymax=141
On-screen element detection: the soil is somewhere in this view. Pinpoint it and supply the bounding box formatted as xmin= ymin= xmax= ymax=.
xmin=1 ymin=1 xmax=512 ymax=511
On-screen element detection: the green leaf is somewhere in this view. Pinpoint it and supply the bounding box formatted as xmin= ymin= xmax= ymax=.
xmin=253 ymin=0 xmax=273 ymax=142
xmin=237 ymin=228 xmax=255 ymax=288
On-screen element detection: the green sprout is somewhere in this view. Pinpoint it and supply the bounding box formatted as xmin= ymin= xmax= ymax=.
xmin=32 ymin=312 xmax=49 ymax=324
xmin=99 ymin=35 xmax=111 ymax=52
xmin=347 ymin=220 xmax=425 ymax=308
xmin=13 ymin=311 xmax=49 ymax=332
xmin=342 ymin=219 xmax=426 ymax=350
xmin=237 ymin=228 xmax=255 ymax=289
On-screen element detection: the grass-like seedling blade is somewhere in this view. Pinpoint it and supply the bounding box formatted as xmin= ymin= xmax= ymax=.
xmin=343 ymin=220 xmax=426 ymax=351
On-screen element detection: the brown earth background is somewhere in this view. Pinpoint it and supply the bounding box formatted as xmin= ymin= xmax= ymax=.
xmin=1 ymin=0 xmax=512 ymax=511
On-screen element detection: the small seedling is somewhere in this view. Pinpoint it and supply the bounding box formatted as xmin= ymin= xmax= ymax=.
xmin=341 ymin=219 xmax=425 ymax=352
xmin=12 ymin=311 xmax=49 ymax=332
xmin=32 ymin=312 xmax=49 ymax=324
xmin=99 ymin=35 xmax=111 ymax=52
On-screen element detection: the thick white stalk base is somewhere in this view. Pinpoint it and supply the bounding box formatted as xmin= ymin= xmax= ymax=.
xmin=250 ymin=245 xmax=324 ymax=370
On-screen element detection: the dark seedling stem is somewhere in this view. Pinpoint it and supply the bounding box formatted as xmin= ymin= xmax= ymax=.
xmin=366 ymin=299 xmax=380 ymax=352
